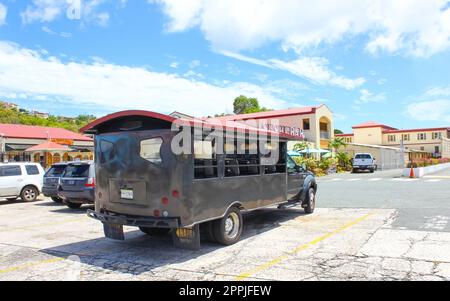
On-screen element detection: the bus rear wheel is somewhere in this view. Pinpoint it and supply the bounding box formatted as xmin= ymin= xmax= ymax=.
xmin=139 ymin=227 xmax=171 ymax=236
xmin=212 ymin=207 xmax=243 ymax=246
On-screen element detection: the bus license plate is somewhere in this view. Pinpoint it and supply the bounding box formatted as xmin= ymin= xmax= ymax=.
xmin=120 ymin=189 xmax=133 ymax=200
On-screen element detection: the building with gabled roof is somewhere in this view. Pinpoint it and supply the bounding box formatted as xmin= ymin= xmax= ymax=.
xmin=207 ymin=104 xmax=334 ymax=150
xmin=336 ymin=121 xmax=450 ymax=158
xmin=0 ymin=124 xmax=94 ymax=167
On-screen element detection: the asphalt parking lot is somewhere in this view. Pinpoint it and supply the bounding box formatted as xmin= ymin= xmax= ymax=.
xmin=1 ymin=169 xmax=450 ymax=281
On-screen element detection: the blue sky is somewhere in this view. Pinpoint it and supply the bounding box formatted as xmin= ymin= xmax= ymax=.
xmin=1 ymin=0 xmax=450 ymax=132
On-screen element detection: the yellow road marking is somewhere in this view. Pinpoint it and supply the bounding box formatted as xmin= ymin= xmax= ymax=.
xmin=0 ymin=217 xmax=87 ymax=233
xmin=0 ymin=258 xmax=65 ymax=275
xmin=236 ymin=212 xmax=376 ymax=281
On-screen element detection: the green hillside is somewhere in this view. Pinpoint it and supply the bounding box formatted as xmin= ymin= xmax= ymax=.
xmin=0 ymin=105 xmax=97 ymax=133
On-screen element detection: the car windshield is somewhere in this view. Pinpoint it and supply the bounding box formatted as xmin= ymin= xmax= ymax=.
xmin=45 ymin=165 xmax=67 ymax=177
xmin=355 ymin=154 xmax=372 ymax=159
xmin=63 ymin=164 xmax=90 ymax=178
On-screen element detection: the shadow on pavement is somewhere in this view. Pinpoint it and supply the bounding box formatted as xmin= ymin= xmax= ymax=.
xmin=0 ymin=198 xmax=45 ymax=206
xmin=40 ymin=208 xmax=308 ymax=275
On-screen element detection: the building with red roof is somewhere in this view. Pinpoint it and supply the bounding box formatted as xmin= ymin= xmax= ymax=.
xmin=203 ymin=104 xmax=334 ymax=150
xmin=0 ymin=124 xmax=93 ymax=167
xmin=336 ymin=121 xmax=450 ymax=158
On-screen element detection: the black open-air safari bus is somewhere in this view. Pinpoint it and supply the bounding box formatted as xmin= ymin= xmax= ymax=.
xmin=81 ymin=110 xmax=317 ymax=250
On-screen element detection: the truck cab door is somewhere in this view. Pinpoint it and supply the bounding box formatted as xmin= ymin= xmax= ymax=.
xmin=287 ymin=156 xmax=305 ymax=200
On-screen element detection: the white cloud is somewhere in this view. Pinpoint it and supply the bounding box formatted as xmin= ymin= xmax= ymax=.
xmin=0 ymin=3 xmax=7 ymax=26
xmin=153 ymin=0 xmax=450 ymax=58
xmin=406 ymin=100 xmax=450 ymax=122
xmin=425 ymin=86 xmax=450 ymax=97
xmin=188 ymin=60 xmax=201 ymax=69
xmin=355 ymin=89 xmax=386 ymax=104
xmin=150 ymin=0 xmax=203 ymax=32
xmin=21 ymin=0 xmax=110 ymax=26
xmin=0 ymin=41 xmax=288 ymax=116
xmin=222 ymin=51 xmax=365 ymax=90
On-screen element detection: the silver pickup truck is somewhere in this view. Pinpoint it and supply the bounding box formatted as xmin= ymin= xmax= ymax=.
xmin=352 ymin=153 xmax=376 ymax=173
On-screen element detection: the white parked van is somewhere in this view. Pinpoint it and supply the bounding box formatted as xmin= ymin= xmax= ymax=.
xmin=0 ymin=163 xmax=45 ymax=202
xmin=352 ymin=153 xmax=376 ymax=173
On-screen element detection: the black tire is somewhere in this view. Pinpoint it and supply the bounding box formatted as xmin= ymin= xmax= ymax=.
xmin=370 ymin=169 xmax=375 ymax=173
xmin=139 ymin=227 xmax=171 ymax=236
xmin=51 ymin=197 xmax=63 ymax=203
xmin=212 ymin=206 xmax=243 ymax=246
xmin=20 ymin=186 xmax=38 ymax=202
xmin=352 ymin=168 xmax=356 ymax=173
xmin=66 ymin=202 xmax=82 ymax=209
xmin=304 ymin=187 xmax=316 ymax=214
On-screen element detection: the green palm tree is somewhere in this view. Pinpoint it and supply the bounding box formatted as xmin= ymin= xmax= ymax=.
xmin=328 ymin=137 xmax=347 ymax=156
xmin=294 ymin=141 xmax=309 ymax=152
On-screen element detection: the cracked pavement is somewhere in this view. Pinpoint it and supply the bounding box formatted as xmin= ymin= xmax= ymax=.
xmin=1 ymin=193 xmax=450 ymax=280
xmin=1 ymin=168 xmax=450 ymax=281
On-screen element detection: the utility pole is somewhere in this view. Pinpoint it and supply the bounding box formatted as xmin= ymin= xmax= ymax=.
xmin=400 ymin=138 xmax=406 ymax=169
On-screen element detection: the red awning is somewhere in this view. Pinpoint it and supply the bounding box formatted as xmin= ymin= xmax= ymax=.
xmin=25 ymin=141 xmax=72 ymax=152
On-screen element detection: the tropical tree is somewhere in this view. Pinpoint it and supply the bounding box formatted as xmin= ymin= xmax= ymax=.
xmin=233 ymin=95 xmax=270 ymax=114
xmin=328 ymin=137 xmax=346 ymax=152
xmin=293 ymin=141 xmax=309 ymax=152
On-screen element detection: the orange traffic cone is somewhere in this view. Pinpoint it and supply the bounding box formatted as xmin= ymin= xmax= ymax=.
xmin=409 ymin=165 xmax=415 ymax=178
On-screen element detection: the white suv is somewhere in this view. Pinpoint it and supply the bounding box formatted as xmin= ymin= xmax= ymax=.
xmin=0 ymin=163 xmax=45 ymax=202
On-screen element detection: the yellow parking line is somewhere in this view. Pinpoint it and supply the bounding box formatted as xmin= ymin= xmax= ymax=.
xmin=236 ymin=212 xmax=376 ymax=281
xmin=0 ymin=217 xmax=87 ymax=233
xmin=0 ymin=257 xmax=65 ymax=275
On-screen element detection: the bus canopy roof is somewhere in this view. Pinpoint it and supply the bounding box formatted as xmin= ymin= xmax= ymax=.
xmin=80 ymin=110 xmax=300 ymax=140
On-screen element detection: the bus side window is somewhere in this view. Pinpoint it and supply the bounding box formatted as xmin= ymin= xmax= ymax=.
xmin=224 ymin=139 xmax=260 ymax=177
xmin=194 ymin=137 xmax=218 ymax=179
xmin=262 ymin=141 xmax=287 ymax=174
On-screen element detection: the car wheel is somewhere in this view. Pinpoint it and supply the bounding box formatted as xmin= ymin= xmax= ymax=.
xmin=51 ymin=197 xmax=63 ymax=203
xmin=304 ymin=187 xmax=316 ymax=214
xmin=139 ymin=227 xmax=171 ymax=236
xmin=212 ymin=206 xmax=243 ymax=246
xmin=370 ymin=169 xmax=375 ymax=173
xmin=20 ymin=186 xmax=38 ymax=202
xmin=352 ymin=168 xmax=357 ymax=173
xmin=66 ymin=202 xmax=82 ymax=209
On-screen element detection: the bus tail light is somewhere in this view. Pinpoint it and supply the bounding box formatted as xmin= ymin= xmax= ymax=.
xmin=172 ymin=190 xmax=180 ymax=198
xmin=161 ymin=197 xmax=169 ymax=205
xmin=153 ymin=210 xmax=160 ymax=217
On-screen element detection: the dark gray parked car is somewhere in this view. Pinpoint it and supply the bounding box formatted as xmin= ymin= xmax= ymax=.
xmin=43 ymin=162 xmax=69 ymax=203
xmin=58 ymin=161 xmax=95 ymax=209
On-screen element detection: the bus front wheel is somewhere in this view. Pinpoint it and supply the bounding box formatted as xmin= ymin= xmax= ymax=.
xmin=212 ymin=207 xmax=243 ymax=246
